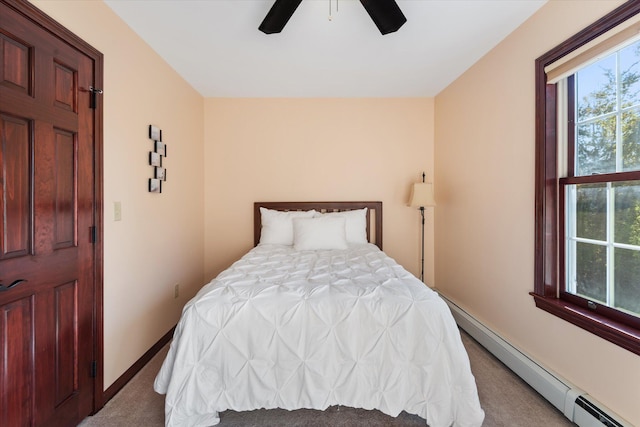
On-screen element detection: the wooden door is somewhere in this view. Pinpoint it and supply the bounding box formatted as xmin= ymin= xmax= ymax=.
xmin=0 ymin=1 xmax=102 ymax=425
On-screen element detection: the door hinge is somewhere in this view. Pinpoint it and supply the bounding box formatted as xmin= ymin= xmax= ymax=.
xmin=90 ymin=360 xmax=97 ymax=378
xmin=90 ymin=226 xmax=97 ymax=243
xmin=89 ymin=86 xmax=103 ymax=109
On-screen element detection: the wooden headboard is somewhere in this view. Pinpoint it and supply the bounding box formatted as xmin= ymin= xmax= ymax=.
xmin=254 ymin=201 xmax=383 ymax=250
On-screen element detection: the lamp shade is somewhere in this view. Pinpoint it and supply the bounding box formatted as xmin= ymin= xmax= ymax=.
xmin=409 ymin=182 xmax=436 ymax=207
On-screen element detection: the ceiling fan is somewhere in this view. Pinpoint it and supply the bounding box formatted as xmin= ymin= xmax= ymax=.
xmin=259 ymin=0 xmax=407 ymax=35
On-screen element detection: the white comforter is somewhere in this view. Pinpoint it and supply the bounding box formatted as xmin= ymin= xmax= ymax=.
xmin=154 ymin=244 xmax=484 ymax=427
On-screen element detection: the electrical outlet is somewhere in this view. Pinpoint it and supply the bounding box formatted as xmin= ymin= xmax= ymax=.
xmin=174 ymin=283 xmax=179 ymax=299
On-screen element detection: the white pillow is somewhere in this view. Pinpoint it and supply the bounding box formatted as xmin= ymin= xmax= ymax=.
xmin=292 ymin=216 xmax=348 ymax=251
xmin=259 ymin=207 xmax=316 ymax=245
xmin=314 ymin=208 xmax=368 ymax=244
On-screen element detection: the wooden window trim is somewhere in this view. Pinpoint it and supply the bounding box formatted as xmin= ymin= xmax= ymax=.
xmin=533 ymin=0 xmax=640 ymax=356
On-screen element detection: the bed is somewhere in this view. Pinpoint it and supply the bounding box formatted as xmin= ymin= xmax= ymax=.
xmin=154 ymin=201 xmax=484 ymax=427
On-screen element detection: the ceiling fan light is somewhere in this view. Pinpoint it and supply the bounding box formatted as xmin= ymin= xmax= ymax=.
xmin=259 ymin=0 xmax=303 ymax=34
xmin=359 ymin=0 xmax=407 ymax=35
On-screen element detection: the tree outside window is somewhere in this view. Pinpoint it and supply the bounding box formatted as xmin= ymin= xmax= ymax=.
xmin=565 ymin=40 xmax=640 ymax=319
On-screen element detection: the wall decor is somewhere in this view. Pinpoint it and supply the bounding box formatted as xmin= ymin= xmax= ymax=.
xmin=149 ymin=151 xmax=162 ymax=167
xmin=149 ymin=178 xmax=162 ymax=193
xmin=155 ymin=140 xmax=166 ymax=157
xmin=149 ymin=125 xmax=162 ymax=141
xmin=155 ymin=166 xmax=166 ymax=181
xmin=148 ymin=124 xmax=167 ymax=193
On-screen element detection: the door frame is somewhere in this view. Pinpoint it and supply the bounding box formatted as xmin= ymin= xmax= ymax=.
xmin=2 ymin=0 xmax=105 ymax=413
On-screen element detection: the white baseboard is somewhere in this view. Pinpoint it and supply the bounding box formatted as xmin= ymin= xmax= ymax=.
xmin=437 ymin=292 xmax=631 ymax=427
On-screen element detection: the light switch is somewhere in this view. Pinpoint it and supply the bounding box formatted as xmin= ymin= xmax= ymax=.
xmin=114 ymin=201 xmax=122 ymax=221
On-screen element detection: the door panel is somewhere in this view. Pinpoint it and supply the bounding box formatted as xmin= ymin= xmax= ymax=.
xmin=0 ymin=1 xmax=101 ymax=425
xmin=0 ymin=32 xmax=32 ymax=94
xmin=53 ymin=129 xmax=76 ymax=250
xmin=53 ymin=281 xmax=78 ymax=407
xmin=0 ymin=113 xmax=31 ymax=259
xmin=53 ymin=62 xmax=76 ymax=113
xmin=0 ymin=297 xmax=34 ymax=427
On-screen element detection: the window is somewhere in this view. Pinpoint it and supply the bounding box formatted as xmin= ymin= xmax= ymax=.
xmin=563 ymin=40 xmax=640 ymax=324
xmin=534 ymin=2 xmax=640 ymax=356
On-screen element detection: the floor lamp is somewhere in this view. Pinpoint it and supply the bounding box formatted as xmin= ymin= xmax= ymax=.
xmin=409 ymin=173 xmax=436 ymax=283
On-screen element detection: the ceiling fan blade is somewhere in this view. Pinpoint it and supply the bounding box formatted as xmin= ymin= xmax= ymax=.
xmin=360 ymin=0 xmax=407 ymax=35
xmin=259 ymin=0 xmax=303 ymax=34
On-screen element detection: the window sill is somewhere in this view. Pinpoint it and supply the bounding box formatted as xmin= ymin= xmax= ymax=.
xmin=531 ymin=293 xmax=640 ymax=356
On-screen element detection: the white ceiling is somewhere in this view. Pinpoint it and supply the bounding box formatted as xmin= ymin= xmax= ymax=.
xmin=104 ymin=0 xmax=546 ymax=98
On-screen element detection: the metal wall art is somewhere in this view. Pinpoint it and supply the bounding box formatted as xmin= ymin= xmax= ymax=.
xmin=148 ymin=125 xmax=167 ymax=193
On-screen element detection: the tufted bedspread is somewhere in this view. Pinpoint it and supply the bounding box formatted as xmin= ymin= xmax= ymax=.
xmin=154 ymin=244 xmax=484 ymax=427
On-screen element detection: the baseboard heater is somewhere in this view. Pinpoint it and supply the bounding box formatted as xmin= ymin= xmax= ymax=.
xmin=438 ymin=293 xmax=631 ymax=427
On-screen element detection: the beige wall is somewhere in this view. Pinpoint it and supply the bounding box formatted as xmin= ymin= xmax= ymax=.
xmin=26 ymin=0 xmax=434 ymax=393
xmin=434 ymin=0 xmax=640 ymax=424
xmin=29 ymin=1 xmax=639 ymax=423
xmin=30 ymin=1 xmax=205 ymax=389
xmin=204 ymin=98 xmax=435 ymax=284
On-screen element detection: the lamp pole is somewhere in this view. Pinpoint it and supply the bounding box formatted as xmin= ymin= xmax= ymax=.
xmin=419 ymin=172 xmax=425 ymax=282
xmin=420 ymin=205 xmax=425 ymax=282
xmin=409 ymin=171 xmax=434 ymax=284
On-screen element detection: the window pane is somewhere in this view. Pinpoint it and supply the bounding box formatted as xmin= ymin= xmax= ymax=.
xmin=622 ymin=108 xmax=640 ymax=171
xmin=613 ymin=180 xmax=640 ymax=245
xmin=619 ymin=40 xmax=640 ymax=109
xmin=576 ymin=116 xmax=617 ymax=175
xmin=614 ymin=247 xmax=640 ymax=317
xmin=576 ymin=183 xmax=607 ymax=240
xmin=575 ymin=242 xmax=607 ymax=303
xmin=576 ymin=54 xmax=616 ymax=122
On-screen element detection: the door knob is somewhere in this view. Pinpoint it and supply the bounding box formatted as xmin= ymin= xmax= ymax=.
xmin=0 ymin=279 xmax=27 ymax=292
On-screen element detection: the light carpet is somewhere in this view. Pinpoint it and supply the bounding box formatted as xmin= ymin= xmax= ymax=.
xmin=79 ymin=331 xmax=575 ymax=426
